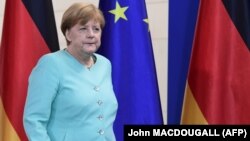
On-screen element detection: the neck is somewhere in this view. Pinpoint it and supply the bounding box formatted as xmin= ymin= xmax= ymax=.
xmin=65 ymin=48 xmax=94 ymax=68
xmin=85 ymin=56 xmax=94 ymax=69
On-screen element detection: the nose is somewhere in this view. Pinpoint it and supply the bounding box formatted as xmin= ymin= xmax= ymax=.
xmin=87 ymin=29 xmax=94 ymax=38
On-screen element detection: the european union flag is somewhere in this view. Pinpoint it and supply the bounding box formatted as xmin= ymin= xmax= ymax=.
xmin=98 ymin=0 xmax=163 ymax=140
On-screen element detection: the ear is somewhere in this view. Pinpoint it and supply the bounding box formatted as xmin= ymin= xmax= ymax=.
xmin=65 ymin=29 xmax=72 ymax=42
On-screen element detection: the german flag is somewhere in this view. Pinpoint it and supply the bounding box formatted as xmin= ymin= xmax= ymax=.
xmin=182 ymin=0 xmax=250 ymax=124
xmin=0 ymin=0 xmax=59 ymax=140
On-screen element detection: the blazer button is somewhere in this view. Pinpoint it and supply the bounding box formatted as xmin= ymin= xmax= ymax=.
xmin=94 ymin=86 xmax=100 ymax=92
xmin=97 ymin=115 xmax=104 ymax=120
xmin=98 ymin=129 xmax=105 ymax=135
xmin=97 ymin=100 xmax=103 ymax=105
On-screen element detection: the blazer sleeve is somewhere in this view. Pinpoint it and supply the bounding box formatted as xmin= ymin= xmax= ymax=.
xmin=23 ymin=55 xmax=59 ymax=141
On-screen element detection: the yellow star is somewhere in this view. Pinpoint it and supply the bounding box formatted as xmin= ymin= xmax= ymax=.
xmin=109 ymin=2 xmax=129 ymax=23
xmin=143 ymin=18 xmax=150 ymax=31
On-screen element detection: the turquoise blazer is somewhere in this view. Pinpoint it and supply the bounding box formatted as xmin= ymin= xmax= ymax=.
xmin=23 ymin=50 xmax=118 ymax=141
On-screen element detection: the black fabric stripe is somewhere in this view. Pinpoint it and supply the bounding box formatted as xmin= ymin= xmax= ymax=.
xmin=222 ymin=0 xmax=250 ymax=51
xmin=22 ymin=0 xmax=59 ymax=52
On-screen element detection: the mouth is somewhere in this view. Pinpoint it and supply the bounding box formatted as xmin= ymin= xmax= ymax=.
xmin=87 ymin=43 xmax=95 ymax=46
xmin=86 ymin=42 xmax=95 ymax=45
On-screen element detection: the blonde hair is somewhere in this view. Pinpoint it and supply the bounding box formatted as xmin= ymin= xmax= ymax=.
xmin=61 ymin=3 xmax=105 ymax=44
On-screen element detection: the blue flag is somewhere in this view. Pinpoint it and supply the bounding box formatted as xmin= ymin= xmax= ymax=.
xmin=98 ymin=0 xmax=163 ymax=140
xmin=168 ymin=0 xmax=199 ymax=124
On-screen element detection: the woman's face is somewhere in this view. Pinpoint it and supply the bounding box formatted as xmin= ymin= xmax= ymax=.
xmin=66 ymin=19 xmax=102 ymax=55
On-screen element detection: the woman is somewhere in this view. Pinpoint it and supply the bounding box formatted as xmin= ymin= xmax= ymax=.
xmin=23 ymin=2 xmax=118 ymax=141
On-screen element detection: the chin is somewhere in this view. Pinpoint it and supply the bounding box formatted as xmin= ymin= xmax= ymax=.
xmin=87 ymin=50 xmax=96 ymax=55
xmin=82 ymin=47 xmax=97 ymax=54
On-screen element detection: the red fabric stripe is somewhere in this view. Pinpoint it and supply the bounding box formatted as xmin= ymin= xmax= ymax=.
xmin=0 ymin=0 xmax=50 ymax=140
xmin=188 ymin=0 xmax=250 ymax=124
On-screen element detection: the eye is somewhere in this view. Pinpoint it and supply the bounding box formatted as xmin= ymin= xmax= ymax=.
xmin=93 ymin=27 xmax=101 ymax=32
xmin=80 ymin=27 xmax=87 ymax=30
